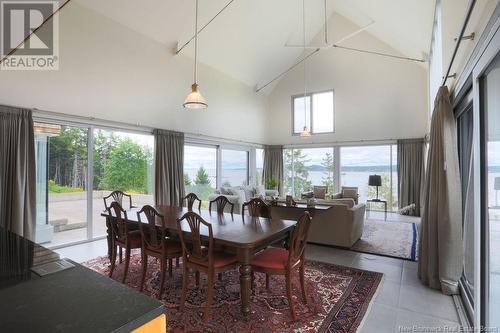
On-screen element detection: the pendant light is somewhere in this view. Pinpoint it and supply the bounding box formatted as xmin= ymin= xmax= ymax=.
xmin=183 ymin=0 xmax=207 ymax=109
xmin=299 ymin=0 xmax=311 ymax=138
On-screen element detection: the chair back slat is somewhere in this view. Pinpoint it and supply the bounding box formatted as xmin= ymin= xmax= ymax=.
xmin=137 ymin=205 xmax=165 ymax=250
xmin=104 ymin=190 xmax=133 ymax=210
xmin=108 ymin=201 xmax=129 ymax=240
xmin=242 ymin=198 xmax=270 ymax=218
xmin=182 ymin=193 xmax=202 ymax=211
xmin=288 ymin=212 xmax=312 ymax=264
xmin=177 ymin=212 xmax=213 ymax=266
xmin=209 ymin=196 xmax=234 ymax=215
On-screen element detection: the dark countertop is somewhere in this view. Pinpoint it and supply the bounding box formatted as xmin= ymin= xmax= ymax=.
xmin=0 ymin=227 xmax=164 ymax=333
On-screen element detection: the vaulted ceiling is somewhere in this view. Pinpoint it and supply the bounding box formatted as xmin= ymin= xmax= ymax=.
xmin=75 ymin=0 xmax=435 ymax=90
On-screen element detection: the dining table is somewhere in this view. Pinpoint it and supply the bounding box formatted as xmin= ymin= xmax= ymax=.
xmin=101 ymin=205 xmax=297 ymax=316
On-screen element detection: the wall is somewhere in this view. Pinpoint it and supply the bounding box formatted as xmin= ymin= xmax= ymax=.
xmin=265 ymin=14 xmax=429 ymax=145
xmin=0 ymin=2 xmax=269 ymax=144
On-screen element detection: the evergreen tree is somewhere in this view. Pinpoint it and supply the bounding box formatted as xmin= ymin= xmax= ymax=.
xmin=184 ymin=173 xmax=192 ymax=186
xmin=321 ymin=152 xmax=334 ymax=194
xmin=283 ymin=149 xmax=311 ymax=196
xmin=194 ymin=166 xmax=210 ymax=185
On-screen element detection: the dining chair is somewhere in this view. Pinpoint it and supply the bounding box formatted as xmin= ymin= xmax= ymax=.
xmin=137 ymin=205 xmax=183 ymax=299
xmin=242 ymin=198 xmax=271 ymax=218
xmin=103 ymin=190 xmax=135 ymax=210
xmin=177 ymin=211 xmax=238 ymax=320
xmin=103 ymin=190 xmax=137 ymax=264
xmin=250 ymin=211 xmax=312 ymax=320
xmin=182 ymin=193 xmax=202 ymax=211
xmin=209 ymin=195 xmax=234 ymax=215
xmin=108 ymin=201 xmax=142 ymax=283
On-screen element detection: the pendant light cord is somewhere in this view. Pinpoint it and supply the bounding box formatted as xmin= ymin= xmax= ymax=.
xmin=194 ymin=0 xmax=199 ymax=84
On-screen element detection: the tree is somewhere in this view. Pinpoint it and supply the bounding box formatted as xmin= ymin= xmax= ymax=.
xmin=100 ymin=138 xmax=150 ymax=193
xmin=194 ymin=166 xmax=210 ymax=185
xmin=184 ymin=173 xmax=192 ymax=186
xmin=321 ymin=152 xmax=334 ymax=194
xmin=283 ymin=149 xmax=311 ymax=196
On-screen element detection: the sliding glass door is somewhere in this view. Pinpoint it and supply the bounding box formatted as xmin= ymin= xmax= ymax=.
xmin=481 ymin=53 xmax=500 ymax=328
xmin=184 ymin=145 xmax=217 ymax=206
xmin=221 ymin=149 xmax=249 ymax=187
xmin=34 ymin=123 xmax=89 ymax=247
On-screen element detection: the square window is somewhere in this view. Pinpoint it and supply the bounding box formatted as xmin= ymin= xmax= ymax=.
xmin=292 ymin=90 xmax=334 ymax=135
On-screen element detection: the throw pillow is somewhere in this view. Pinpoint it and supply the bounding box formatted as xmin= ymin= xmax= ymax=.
xmin=220 ymin=187 xmax=230 ymax=195
xmin=255 ymin=185 xmax=266 ymax=197
xmin=241 ymin=185 xmax=255 ymax=201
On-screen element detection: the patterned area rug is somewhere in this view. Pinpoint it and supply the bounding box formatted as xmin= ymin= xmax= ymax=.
xmin=351 ymin=219 xmax=419 ymax=261
xmin=83 ymin=253 xmax=382 ymax=332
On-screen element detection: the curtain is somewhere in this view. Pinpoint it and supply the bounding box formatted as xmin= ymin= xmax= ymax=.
xmin=262 ymin=145 xmax=283 ymax=194
xmin=397 ymin=138 xmax=425 ymax=216
xmin=418 ymin=86 xmax=463 ymax=295
xmin=154 ymin=129 xmax=185 ymax=206
xmin=0 ymin=106 xmax=36 ymax=240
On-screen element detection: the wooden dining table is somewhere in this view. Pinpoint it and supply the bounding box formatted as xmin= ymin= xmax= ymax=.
xmin=101 ymin=205 xmax=297 ymax=316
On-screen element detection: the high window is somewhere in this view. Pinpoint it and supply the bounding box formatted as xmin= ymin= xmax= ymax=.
xmin=292 ymin=90 xmax=334 ymax=135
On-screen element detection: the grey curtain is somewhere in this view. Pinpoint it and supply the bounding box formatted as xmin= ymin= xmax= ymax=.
xmin=397 ymin=138 xmax=425 ymax=216
xmin=0 ymin=106 xmax=36 ymax=240
xmin=154 ymin=129 xmax=185 ymax=206
xmin=418 ymin=86 xmax=463 ymax=295
xmin=262 ymin=145 xmax=284 ymax=194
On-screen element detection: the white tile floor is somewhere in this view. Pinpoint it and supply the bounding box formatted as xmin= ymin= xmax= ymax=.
xmin=56 ymin=240 xmax=461 ymax=333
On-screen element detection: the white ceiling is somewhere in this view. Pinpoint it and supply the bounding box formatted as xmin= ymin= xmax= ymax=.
xmin=75 ymin=0 xmax=435 ymax=90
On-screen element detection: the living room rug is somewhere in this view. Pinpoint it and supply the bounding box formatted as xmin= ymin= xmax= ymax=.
xmin=83 ymin=254 xmax=382 ymax=332
xmin=351 ymin=219 xmax=419 ymax=261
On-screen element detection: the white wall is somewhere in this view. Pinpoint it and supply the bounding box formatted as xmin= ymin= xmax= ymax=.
xmin=265 ymin=14 xmax=429 ymax=145
xmin=0 ymin=2 xmax=269 ymax=144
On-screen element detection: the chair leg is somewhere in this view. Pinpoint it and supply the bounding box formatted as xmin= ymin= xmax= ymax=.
xmin=176 ymin=257 xmax=179 ymax=268
xmin=218 ymin=273 xmax=222 ymax=281
xmin=109 ymin=245 xmax=117 ymax=278
xmin=251 ymin=272 xmax=255 ymax=291
xmin=180 ymin=265 xmax=188 ymax=311
xmin=119 ymin=247 xmax=123 ymax=264
xmin=205 ymin=271 xmax=214 ymax=321
xmin=286 ymin=271 xmax=296 ymax=320
xmin=299 ymin=263 xmax=307 ymax=303
xmin=140 ymin=252 xmax=147 ymax=292
xmin=265 ymin=273 xmax=270 ymax=290
xmin=158 ymin=259 xmax=167 ymax=300
xmin=122 ymin=246 xmax=131 ymax=283
xmin=195 ymin=271 xmax=200 ymax=286
xmin=168 ymin=258 xmax=173 ymax=277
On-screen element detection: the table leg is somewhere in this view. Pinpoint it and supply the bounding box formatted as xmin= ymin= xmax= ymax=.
xmin=384 ymin=202 xmax=387 ymax=220
xmin=237 ymin=248 xmax=252 ymax=317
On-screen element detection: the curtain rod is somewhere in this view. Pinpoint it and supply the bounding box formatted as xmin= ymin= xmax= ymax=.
xmin=442 ymin=0 xmax=476 ymax=86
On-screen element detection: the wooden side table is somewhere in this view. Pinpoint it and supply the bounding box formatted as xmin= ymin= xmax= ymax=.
xmin=366 ymin=199 xmax=387 ymax=220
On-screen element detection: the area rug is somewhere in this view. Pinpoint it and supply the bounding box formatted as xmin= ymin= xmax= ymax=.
xmin=82 ymin=253 xmax=382 ymax=332
xmin=351 ymin=219 xmax=419 ymax=261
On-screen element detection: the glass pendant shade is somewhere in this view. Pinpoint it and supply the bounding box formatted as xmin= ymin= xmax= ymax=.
xmin=299 ymin=126 xmax=311 ymax=137
xmin=183 ymin=83 xmax=207 ymax=109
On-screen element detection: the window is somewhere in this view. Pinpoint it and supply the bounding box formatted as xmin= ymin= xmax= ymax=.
xmin=184 ymin=145 xmax=217 ymax=205
xmin=34 ymin=123 xmax=155 ymax=247
xmin=340 ymin=145 xmax=398 ymax=210
xmin=35 ymin=123 xmax=89 ymax=247
xmin=283 ymin=148 xmax=335 ymax=197
xmin=221 ymin=149 xmax=249 ymax=187
xmin=92 ymin=129 xmax=154 ymax=238
xmin=256 ymin=148 xmax=264 ymax=186
xmin=292 ymin=90 xmax=334 ymax=135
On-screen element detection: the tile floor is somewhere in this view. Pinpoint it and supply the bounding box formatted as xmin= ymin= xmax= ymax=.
xmin=56 ymin=239 xmax=461 ymax=333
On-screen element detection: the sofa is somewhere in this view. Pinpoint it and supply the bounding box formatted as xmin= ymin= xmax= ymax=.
xmin=269 ymin=199 xmax=366 ymax=248
xmin=208 ymin=185 xmax=279 ymax=214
